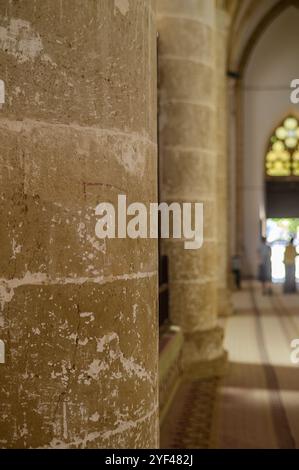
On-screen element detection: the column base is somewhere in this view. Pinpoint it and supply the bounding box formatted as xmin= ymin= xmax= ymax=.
xmin=182 ymin=326 xmax=228 ymax=379
xmin=218 ymin=286 xmax=234 ymax=317
xmin=184 ymin=350 xmax=228 ymax=380
xmin=159 ymin=326 xmax=184 ymax=425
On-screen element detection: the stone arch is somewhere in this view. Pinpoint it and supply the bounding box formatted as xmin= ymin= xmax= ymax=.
xmin=265 ymin=115 xmax=299 ymax=219
xmin=228 ymin=0 xmax=299 ymax=74
xmin=228 ymin=0 xmax=299 ymax=274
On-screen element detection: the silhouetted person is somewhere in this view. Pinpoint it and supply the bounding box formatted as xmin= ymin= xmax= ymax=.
xmin=284 ymin=237 xmax=297 ymax=294
xmin=232 ymin=254 xmax=242 ymax=290
xmin=258 ymin=237 xmax=272 ymax=295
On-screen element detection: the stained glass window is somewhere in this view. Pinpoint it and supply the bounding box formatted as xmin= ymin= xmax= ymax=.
xmin=266 ymin=117 xmax=299 ymax=177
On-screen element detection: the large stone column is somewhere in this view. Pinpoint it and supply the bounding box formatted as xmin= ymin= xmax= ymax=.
xmin=158 ymin=0 xmax=225 ymax=376
xmin=216 ymin=7 xmax=233 ymax=316
xmin=0 ymin=0 xmax=158 ymax=448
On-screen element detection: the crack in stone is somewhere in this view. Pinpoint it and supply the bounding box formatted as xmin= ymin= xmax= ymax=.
xmin=51 ymin=299 xmax=82 ymax=439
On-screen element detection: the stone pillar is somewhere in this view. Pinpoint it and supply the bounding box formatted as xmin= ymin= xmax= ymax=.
xmin=0 ymin=0 xmax=158 ymax=448
xmin=228 ymin=76 xmax=238 ymax=270
xmin=216 ymin=7 xmax=233 ymax=315
xmin=158 ymin=0 xmax=225 ymax=377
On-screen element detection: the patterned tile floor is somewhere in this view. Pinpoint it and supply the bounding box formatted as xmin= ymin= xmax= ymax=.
xmin=160 ymin=378 xmax=219 ymax=449
xmin=161 ymin=283 xmax=299 ymax=449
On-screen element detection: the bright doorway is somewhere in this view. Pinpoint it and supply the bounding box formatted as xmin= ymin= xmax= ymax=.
xmin=266 ymin=218 xmax=299 ymax=282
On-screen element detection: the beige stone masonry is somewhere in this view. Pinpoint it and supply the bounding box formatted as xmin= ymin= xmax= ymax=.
xmin=158 ymin=0 xmax=225 ymax=375
xmin=216 ymin=7 xmax=233 ymax=318
xmin=0 ymin=0 xmax=158 ymax=449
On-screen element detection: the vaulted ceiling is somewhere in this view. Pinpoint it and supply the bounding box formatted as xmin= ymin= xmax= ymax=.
xmin=225 ymin=0 xmax=299 ymax=72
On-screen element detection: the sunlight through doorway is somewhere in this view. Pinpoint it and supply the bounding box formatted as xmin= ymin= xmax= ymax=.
xmin=266 ymin=219 xmax=299 ymax=282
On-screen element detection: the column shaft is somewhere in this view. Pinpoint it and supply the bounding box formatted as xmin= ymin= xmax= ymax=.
xmin=216 ymin=8 xmax=233 ymax=316
xmin=0 ymin=0 xmax=158 ymax=448
xmin=158 ymin=0 xmax=225 ymax=376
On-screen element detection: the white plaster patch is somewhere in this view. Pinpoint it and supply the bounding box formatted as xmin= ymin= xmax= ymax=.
xmin=77 ymin=222 xmax=86 ymax=240
xmin=78 ymin=222 xmax=106 ymax=254
xmin=0 ymin=17 xmax=55 ymax=65
xmin=0 ymin=271 xmax=156 ymax=312
xmin=78 ymin=338 xmax=89 ymax=346
xmin=34 ymin=92 xmax=42 ymax=105
xmin=117 ymin=140 xmax=145 ymax=176
xmin=132 ymin=303 xmax=138 ymax=322
xmin=13 ymin=86 xmax=22 ymax=97
xmin=0 ymin=283 xmax=15 ymax=314
xmin=19 ymin=418 xmax=28 ymax=438
xmin=86 ymin=359 xmax=107 ymax=380
xmin=96 ymin=332 xmax=118 ymax=353
xmin=89 ymin=412 xmax=100 ymax=422
xmin=0 ymin=79 xmax=4 ymax=108
xmin=11 ymin=238 xmax=22 ymax=259
xmin=48 ymin=405 xmax=158 ymax=448
xmin=0 ymin=340 xmax=5 ymax=364
xmin=114 ymin=0 xmax=129 ymax=16
xmin=44 ymin=405 xmax=158 ymax=448
xmin=0 ymin=271 xmax=47 ymax=312
xmin=0 ymin=117 xmax=155 ymax=148
xmin=63 ymin=402 xmax=68 ymax=440
xmin=32 ymin=327 xmax=41 ymax=336
xmin=80 ymin=312 xmax=95 ymax=322
xmin=68 ymin=332 xmax=77 ymax=342
xmin=86 ymin=235 xmax=106 ymax=253
xmin=96 ymin=332 xmax=153 ymax=383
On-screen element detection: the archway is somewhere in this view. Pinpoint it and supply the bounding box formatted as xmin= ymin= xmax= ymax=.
xmin=266 ymin=115 xmax=299 ymax=218
xmin=228 ymin=3 xmax=299 ymax=277
xmin=265 ymin=116 xmax=299 ymax=281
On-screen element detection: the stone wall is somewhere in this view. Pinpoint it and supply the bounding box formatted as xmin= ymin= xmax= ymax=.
xmin=0 ymin=0 xmax=158 ymax=448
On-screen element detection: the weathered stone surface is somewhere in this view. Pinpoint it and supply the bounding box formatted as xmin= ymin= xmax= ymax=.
xmin=158 ymin=0 xmax=215 ymax=22
xmin=158 ymin=0 xmax=224 ymax=373
xmin=161 ymin=149 xmax=216 ymax=200
xmin=158 ymin=17 xmax=213 ymax=63
xmin=184 ymin=326 xmax=225 ymax=363
xmin=170 ymin=281 xmax=217 ymax=333
xmin=0 ymin=122 xmax=157 ymax=280
xmin=159 ymin=59 xmax=214 ymax=103
xmin=216 ymin=8 xmax=232 ymax=317
xmin=159 ymin=102 xmax=215 ymax=149
xmin=0 ymin=0 xmax=157 ymax=139
xmin=165 ymin=241 xmax=217 ymax=282
xmin=0 ymin=278 xmax=157 ymax=448
xmin=0 ymin=0 xmax=158 ymax=449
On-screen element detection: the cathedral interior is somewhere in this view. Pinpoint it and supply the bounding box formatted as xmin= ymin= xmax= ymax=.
xmin=1 ymin=0 xmax=299 ymax=450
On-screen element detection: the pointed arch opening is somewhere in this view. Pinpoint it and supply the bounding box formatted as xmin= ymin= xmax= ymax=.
xmin=266 ymin=116 xmax=299 ymax=219
xmin=265 ymin=116 xmax=299 ymax=178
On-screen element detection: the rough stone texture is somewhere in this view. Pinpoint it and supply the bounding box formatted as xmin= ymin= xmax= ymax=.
xmin=216 ymin=8 xmax=233 ymax=317
xmin=0 ymin=0 xmax=158 ymax=449
xmin=158 ymin=0 xmax=225 ymax=372
xmin=159 ymin=327 xmax=183 ymax=424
